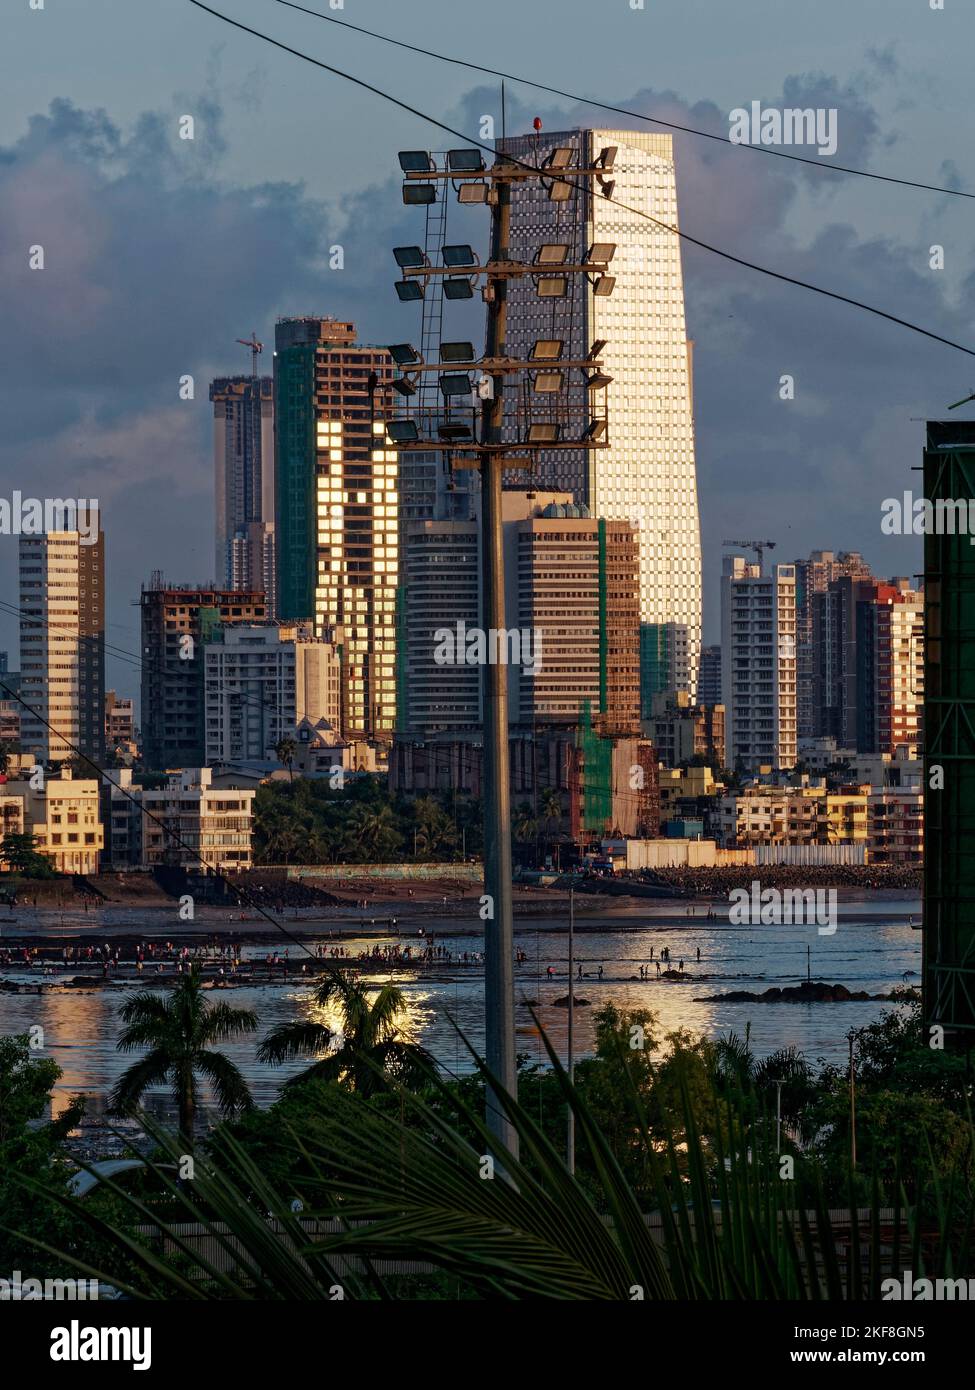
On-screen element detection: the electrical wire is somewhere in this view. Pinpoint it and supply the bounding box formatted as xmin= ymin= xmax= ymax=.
xmin=187 ymin=1 xmax=975 ymax=360
xmin=266 ymin=0 xmax=974 ymax=201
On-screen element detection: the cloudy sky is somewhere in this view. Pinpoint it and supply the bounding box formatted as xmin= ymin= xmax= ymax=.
xmin=3 ymin=0 xmax=974 ymax=699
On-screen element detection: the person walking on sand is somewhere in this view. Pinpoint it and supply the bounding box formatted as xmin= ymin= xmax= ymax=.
xmin=656 ymin=961 xmax=661 ymax=976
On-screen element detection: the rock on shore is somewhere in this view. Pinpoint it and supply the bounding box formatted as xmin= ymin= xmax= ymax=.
xmin=693 ymin=980 xmax=919 ymax=1004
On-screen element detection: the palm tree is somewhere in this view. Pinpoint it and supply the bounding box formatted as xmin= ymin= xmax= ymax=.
xmin=275 ymin=736 xmax=298 ymax=784
xmin=512 ymin=802 xmax=537 ymax=847
xmin=342 ymin=803 xmax=402 ymax=862
xmin=258 ymin=973 xmax=434 ymax=1096
xmin=411 ymin=796 xmax=458 ymax=860
xmin=111 ymin=972 xmax=258 ymax=1146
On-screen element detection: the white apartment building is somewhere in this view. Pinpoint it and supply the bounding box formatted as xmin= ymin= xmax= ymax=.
xmin=721 ymin=556 xmax=797 ymax=771
xmin=204 ymin=622 xmax=341 ymax=764
xmin=18 ymin=530 xmax=105 ymax=764
xmin=12 ymin=769 xmax=104 ymax=875
xmin=498 ymin=127 xmax=702 ymax=699
xmin=139 ymin=768 xmax=254 ymax=872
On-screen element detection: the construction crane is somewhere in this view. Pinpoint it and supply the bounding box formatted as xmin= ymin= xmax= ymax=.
xmin=722 ymin=538 xmax=776 ymax=574
xmin=235 ymin=331 xmax=263 ymax=376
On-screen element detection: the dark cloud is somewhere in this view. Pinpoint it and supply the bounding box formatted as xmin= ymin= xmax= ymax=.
xmin=0 ymin=65 xmax=969 ymax=682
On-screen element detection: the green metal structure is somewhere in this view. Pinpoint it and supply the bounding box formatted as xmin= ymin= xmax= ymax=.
xmin=639 ymin=623 xmax=672 ymax=719
xmin=923 ymin=419 xmax=975 ymax=1045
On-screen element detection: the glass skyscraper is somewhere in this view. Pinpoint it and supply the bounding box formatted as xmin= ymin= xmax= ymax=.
xmin=498 ymin=128 xmax=702 ymax=698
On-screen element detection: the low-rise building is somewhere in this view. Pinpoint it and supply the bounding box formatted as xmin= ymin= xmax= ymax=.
xmin=718 ymin=781 xmax=870 ymax=850
xmin=101 ymin=768 xmax=143 ymax=870
xmin=648 ymin=690 xmax=726 ymax=770
xmin=868 ymin=788 xmax=923 ymax=864
xmin=0 ymin=794 xmax=25 ymax=860
xmin=139 ymin=768 xmax=254 ymax=872
xmin=10 ymin=769 xmax=105 ymax=874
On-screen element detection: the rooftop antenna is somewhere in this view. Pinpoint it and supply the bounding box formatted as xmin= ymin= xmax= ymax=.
xmin=948 ymin=390 xmax=975 ymax=410
xmin=235 ymin=331 xmax=263 ymax=376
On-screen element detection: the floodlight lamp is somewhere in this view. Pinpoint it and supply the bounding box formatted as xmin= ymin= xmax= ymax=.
xmin=442 ymin=244 xmax=477 ymax=268
xmin=548 ymin=179 xmax=573 ymax=202
xmin=388 ymin=343 xmax=421 ymax=366
xmin=386 ymin=420 xmax=420 ymax=444
xmin=586 ymin=372 xmax=613 ymax=390
xmin=447 ymin=149 xmax=485 ymax=172
xmin=458 ymin=182 xmax=489 ymax=204
xmin=440 ymin=341 xmax=476 ymax=363
xmin=439 ymin=372 xmax=473 ymax=398
xmin=587 ymin=242 xmax=617 ymax=264
xmin=588 ymin=339 xmax=608 ymax=360
xmin=403 ymin=183 xmax=436 ymax=205
xmin=597 ymin=146 xmax=618 ymax=171
xmin=581 ymin=420 xmax=608 ymax=443
xmin=391 ymin=377 xmax=417 ymax=397
xmin=592 ymin=275 xmax=617 ymax=297
xmin=393 ymin=246 xmax=427 ymax=268
xmin=545 ymin=147 xmax=574 ymax=170
xmin=536 ymin=276 xmax=567 ymax=298
xmin=533 ymin=371 xmax=564 ymax=393
xmin=443 ymin=278 xmax=474 ymax=300
xmin=527 ymin=423 xmax=561 ymax=443
xmin=438 ymin=423 xmax=472 ymax=442
xmin=536 ymin=243 xmax=569 ymax=265
xmin=531 ymin=339 xmax=564 ymax=360
xmin=598 ymin=178 xmax=616 ymax=200
xmin=399 ymin=151 xmax=433 ymax=173
xmin=394 ymin=280 xmax=424 ymax=302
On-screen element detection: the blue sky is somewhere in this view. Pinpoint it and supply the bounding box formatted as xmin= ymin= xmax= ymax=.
xmin=3 ymin=0 xmax=974 ymax=694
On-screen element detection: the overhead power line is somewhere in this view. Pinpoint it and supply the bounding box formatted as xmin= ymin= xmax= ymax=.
xmin=187 ymin=1 xmax=975 ymax=360
xmin=266 ymin=0 xmax=974 ymax=201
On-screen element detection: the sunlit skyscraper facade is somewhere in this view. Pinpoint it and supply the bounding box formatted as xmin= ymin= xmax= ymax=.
xmin=274 ymin=317 xmax=398 ymax=742
xmin=498 ymin=128 xmax=702 ymax=701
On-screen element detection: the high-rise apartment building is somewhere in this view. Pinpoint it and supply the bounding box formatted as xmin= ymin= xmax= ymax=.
xmin=721 ymin=556 xmax=797 ymax=771
xmin=696 ymin=644 xmax=722 ymax=708
xmin=401 ymin=519 xmax=481 ymax=736
xmin=274 ymin=316 xmax=398 ymax=742
xmin=511 ymin=496 xmax=640 ymax=734
xmin=794 ymin=550 xmax=873 ymax=740
xmin=399 ymin=491 xmax=640 ymax=738
xmin=498 ymin=128 xmax=702 ymax=700
xmin=811 ymin=576 xmax=923 ymax=754
xmin=211 ymin=376 xmax=276 ymax=614
xmin=204 ymin=621 xmax=342 ymax=764
xmin=140 ymin=583 xmax=266 ymax=770
xmin=18 ymin=529 xmax=105 ymax=765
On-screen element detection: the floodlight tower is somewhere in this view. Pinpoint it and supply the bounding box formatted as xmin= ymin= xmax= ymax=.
xmin=388 ymin=141 xmax=615 ymax=1159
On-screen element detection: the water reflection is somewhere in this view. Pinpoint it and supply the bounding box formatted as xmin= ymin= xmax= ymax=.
xmin=0 ymin=903 xmax=920 ymax=1125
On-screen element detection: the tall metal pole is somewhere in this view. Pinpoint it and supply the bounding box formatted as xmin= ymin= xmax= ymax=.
xmin=567 ymin=886 xmax=575 ymax=1174
xmin=848 ymin=1030 xmax=857 ymax=1172
xmin=480 ymin=164 xmax=518 ymax=1159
